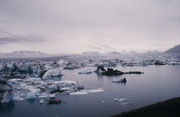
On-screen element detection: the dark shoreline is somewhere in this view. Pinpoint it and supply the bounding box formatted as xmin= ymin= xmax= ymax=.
xmin=112 ymin=97 xmax=180 ymax=117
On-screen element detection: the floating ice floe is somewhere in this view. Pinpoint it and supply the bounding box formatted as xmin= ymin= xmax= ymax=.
xmin=70 ymin=88 xmax=104 ymax=95
xmin=40 ymin=100 xmax=44 ymax=103
xmin=114 ymin=98 xmax=126 ymax=102
xmin=121 ymin=102 xmax=133 ymax=105
xmin=78 ymin=70 xmax=95 ymax=74
xmin=114 ymin=98 xmax=133 ymax=106
xmin=70 ymin=91 xmax=88 ymax=95
xmin=112 ymin=78 xmax=127 ymax=84
xmin=39 ymin=93 xmax=48 ymax=99
xmin=87 ymin=88 xmax=104 ymax=93
xmin=42 ymin=68 xmax=62 ymax=79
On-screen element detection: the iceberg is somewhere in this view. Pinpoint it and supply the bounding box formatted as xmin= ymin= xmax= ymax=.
xmin=114 ymin=98 xmax=126 ymax=102
xmin=0 ymin=91 xmax=13 ymax=103
xmin=78 ymin=69 xmax=95 ymax=74
xmin=13 ymin=96 xmax=24 ymax=101
xmin=87 ymin=88 xmax=104 ymax=93
xmin=70 ymin=91 xmax=88 ymax=95
xmin=40 ymin=100 xmax=44 ymax=103
xmin=26 ymin=89 xmax=40 ymax=100
xmin=26 ymin=93 xmax=37 ymax=100
xmin=69 ymin=88 xmax=104 ymax=95
xmin=42 ymin=68 xmax=62 ymax=79
xmin=39 ymin=93 xmax=48 ymax=99
xmin=6 ymin=77 xmax=82 ymax=102
xmin=0 ymin=79 xmax=13 ymax=103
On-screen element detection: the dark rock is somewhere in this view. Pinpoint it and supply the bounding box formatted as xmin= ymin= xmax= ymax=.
xmin=128 ymin=71 xmax=144 ymax=74
xmin=96 ymin=66 xmax=144 ymax=76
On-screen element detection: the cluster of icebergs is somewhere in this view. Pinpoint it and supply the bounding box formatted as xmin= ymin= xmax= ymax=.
xmin=0 ymin=54 xmax=180 ymax=79
xmin=0 ymin=77 xmax=105 ymax=103
xmin=0 ymin=60 xmax=63 ymax=79
xmin=0 ymin=54 xmax=180 ymax=104
xmin=4 ymin=78 xmax=81 ymax=103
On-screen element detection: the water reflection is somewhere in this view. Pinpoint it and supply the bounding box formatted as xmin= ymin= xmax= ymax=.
xmin=0 ymin=102 xmax=15 ymax=113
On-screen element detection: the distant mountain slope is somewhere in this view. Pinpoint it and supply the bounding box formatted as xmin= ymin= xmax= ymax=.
xmin=0 ymin=51 xmax=57 ymax=59
xmin=165 ymin=45 xmax=180 ymax=53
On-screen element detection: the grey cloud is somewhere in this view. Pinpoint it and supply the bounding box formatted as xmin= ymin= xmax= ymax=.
xmin=0 ymin=32 xmax=46 ymax=45
xmin=0 ymin=0 xmax=180 ymax=53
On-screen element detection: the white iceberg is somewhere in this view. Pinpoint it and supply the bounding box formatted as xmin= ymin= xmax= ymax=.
xmin=40 ymin=100 xmax=44 ymax=103
xmin=69 ymin=88 xmax=104 ymax=95
xmin=7 ymin=78 xmax=83 ymax=102
xmin=39 ymin=93 xmax=48 ymax=99
xmin=42 ymin=68 xmax=62 ymax=79
xmin=70 ymin=91 xmax=88 ymax=95
xmin=8 ymin=79 xmax=23 ymax=85
xmin=26 ymin=93 xmax=37 ymax=100
xmin=26 ymin=88 xmax=40 ymax=100
xmin=87 ymin=88 xmax=104 ymax=93
xmin=114 ymin=98 xmax=126 ymax=102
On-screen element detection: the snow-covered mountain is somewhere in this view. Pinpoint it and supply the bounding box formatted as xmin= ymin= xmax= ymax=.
xmin=165 ymin=45 xmax=180 ymax=53
xmin=0 ymin=51 xmax=55 ymax=59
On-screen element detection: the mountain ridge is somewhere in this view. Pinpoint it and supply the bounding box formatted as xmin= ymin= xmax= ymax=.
xmin=165 ymin=45 xmax=180 ymax=53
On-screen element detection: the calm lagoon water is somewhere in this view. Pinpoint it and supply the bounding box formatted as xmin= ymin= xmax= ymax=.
xmin=1 ymin=65 xmax=180 ymax=117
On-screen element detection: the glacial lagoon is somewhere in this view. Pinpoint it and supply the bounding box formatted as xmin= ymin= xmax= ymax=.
xmin=1 ymin=65 xmax=180 ymax=117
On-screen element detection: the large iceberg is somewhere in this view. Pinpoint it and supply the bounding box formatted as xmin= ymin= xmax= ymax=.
xmin=42 ymin=68 xmax=62 ymax=79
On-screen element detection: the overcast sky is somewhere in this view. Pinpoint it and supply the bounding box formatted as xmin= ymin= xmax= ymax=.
xmin=0 ymin=0 xmax=180 ymax=54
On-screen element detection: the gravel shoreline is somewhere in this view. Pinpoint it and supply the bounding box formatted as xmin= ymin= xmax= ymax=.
xmin=112 ymin=97 xmax=180 ymax=117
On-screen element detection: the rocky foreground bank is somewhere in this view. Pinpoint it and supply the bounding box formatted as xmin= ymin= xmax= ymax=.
xmin=112 ymin=97 xmax=180 ymax=117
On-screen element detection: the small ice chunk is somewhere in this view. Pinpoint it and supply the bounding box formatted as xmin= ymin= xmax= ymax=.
xmin=118 ymin=98 xmax=126 ymax=102
xmin=69 ymin=88 xmax=104 ymax=95
xmin=114 ymin=98 xmax=126 ymax=102
xmin=114 ymin=98 xmax=120 ymax=101
xmin=78 ymin=70 xmax=94 ymax=74
xmin=48 ymin=84 xmax=58 ymax=92
xmin=121 ymin=102 xmax=133 ymax=105
xmin=49 ymin=94 xmax=56 ymax=99
xmin=39 ymin=93 xmax=48 ymax=99
xmin=87 ymin=88 xmax=104 ymax=93
xmin=13 ymin=96 xmax=24 ymax=101
xmin=40 ymin=100 xmax=44 ymax=103
xmin=70 ymin=91 xmax=88 ymax=95
xmin=101 ymin=100 xmax=105 ymax=103
xmin=26 ymin=93 xmax=37 ymax=100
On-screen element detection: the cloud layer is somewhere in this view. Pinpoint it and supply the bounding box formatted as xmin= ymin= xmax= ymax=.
xmin=0 ymin=0 xmax=180 ymax=53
